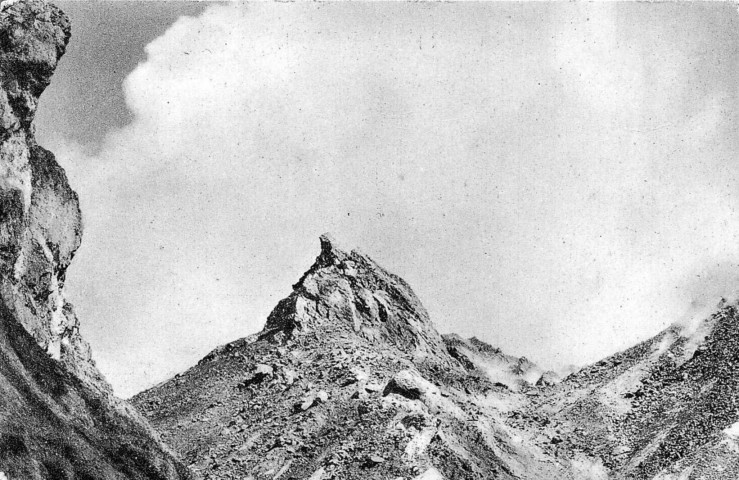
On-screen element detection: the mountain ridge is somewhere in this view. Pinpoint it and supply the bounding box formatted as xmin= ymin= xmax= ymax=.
xmin=135 ymin=234 xmax=739 ymax=480
xmin=133 ymin=235 xmax=603 ymax=480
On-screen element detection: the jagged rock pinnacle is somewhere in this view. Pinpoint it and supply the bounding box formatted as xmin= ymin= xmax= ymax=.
xmin=318 ymin=232 xmax=350 ymax=265
xmin=263 ymin=234 xmax=454 ymax=366
xmin=319 ymin=232 xmax=341 ymax=254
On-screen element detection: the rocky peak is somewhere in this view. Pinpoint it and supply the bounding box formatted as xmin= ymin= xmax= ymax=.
xmin=262 ymin=233 xmax=453 ymax=366
xmin=133 ymin=235 xmax=594 ymax=480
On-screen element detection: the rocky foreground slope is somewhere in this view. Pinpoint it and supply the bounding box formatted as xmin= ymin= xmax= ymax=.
xmin=135 ymin=235 xmax=739 ymax=480
xmin=0 ymin=2 xmax=190 ymax=478
xmin=534 ymin=301 xmax=739 ymax=480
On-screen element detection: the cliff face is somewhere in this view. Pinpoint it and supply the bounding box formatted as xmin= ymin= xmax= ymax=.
xmin=0 ymin=2 xmax=191 ymax=478
xmin=0 ymin=0 xmax=97 ymax=388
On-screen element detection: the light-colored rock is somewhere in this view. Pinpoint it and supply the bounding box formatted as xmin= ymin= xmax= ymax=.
xmin=255 ymin=363 xmax=274 ymax=376
xmin=307 ymin=467 xmax=325 ymax=480
xmin=413 ymin=467 xmax=445 ymax=480
xmin=384 ymin=369 xmax=434 ymax=400
xmin=405 ymin=426 xmax=438 ymax=459
xmin=283 ymin=368 xmax=297 ymax=385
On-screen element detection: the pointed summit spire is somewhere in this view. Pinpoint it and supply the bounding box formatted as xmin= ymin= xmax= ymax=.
xmin=319 ymin=232 xmax=339 ymax=252
xmin=261 ymin=234 xmax=454 ymax=366
xmin=318 ymin=232 xmax=350 ymax=265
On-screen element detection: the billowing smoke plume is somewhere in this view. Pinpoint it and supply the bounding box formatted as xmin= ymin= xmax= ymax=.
xmin=44 ymin=3 xmax=739 ymax=396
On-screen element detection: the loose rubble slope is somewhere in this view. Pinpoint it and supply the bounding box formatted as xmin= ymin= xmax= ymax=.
xmin=0 ymin=1 xmax=191 ymax=478
xmin=133 ymin=235 xmax=602 ymax=480
xmin=443 ymin=334 xmax=546 ymax=391
xmin=533 ymin=300 xmax=739 ymax=479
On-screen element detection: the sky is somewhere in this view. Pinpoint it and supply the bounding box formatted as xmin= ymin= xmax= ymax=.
xmin=35 ymin=2 xmax=739 ymax=398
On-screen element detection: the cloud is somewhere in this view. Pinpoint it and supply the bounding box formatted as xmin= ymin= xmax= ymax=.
xmin=49 ymin=3 xmax=739 ymax=396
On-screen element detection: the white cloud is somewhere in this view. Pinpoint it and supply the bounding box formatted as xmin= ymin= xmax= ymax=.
xmin=50 ymin=3 xmax=739 ymax=396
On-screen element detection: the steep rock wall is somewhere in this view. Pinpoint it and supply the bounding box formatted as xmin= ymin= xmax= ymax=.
xmin=0 ymin=2 xmax=192 ymax=478
xmin=0 ymin=0 xmax=96 ymax=387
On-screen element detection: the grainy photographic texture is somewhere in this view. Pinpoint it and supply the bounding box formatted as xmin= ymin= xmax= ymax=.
xmin=2 ymin=1 xmax=739 ymax=479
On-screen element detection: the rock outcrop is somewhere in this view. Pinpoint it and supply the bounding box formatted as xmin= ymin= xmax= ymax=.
xmin=0 ymin=2 xmax=191 ymax=478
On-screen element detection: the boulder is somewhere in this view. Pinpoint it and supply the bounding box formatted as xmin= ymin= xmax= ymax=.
xmin=384 ymin=369 xmax=433 ymax=400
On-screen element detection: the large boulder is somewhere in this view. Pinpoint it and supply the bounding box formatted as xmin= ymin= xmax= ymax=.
xmin=383 ymin=369 xmax=435 ymax=400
